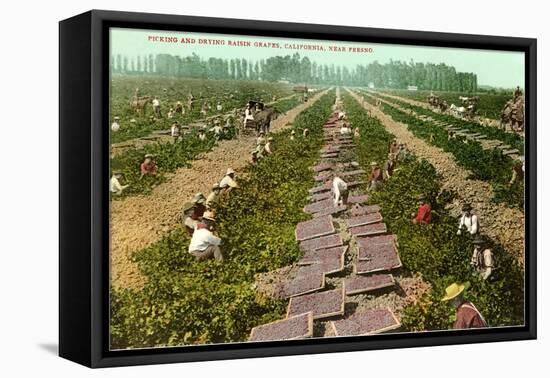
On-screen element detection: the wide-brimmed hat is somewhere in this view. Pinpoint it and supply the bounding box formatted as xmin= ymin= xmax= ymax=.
xmin=203 ymin=211 xmax=216 ymax=221
xmin=192 ymin=193 xmax=206 ymax=204
xmin=441 ymin=283 xmax=465 ymax=302
xmin=267 ymin=137 xmax=274 ymax=141
xmin=114 ymin=116 xmax=120 ymax=120
xmin=144 ymin=154 xmax=154 ymax=159
xmin=226 ymin=168 xmax=235 ymax=175
xmin=212 ymin=183 xmax=220 ymax=189
xmin=462 ymin=203 xmax=473 ymax=211
xmin=370 ymin=161 xmax=378 ymax=166
xmin=182 ymin=202 xmax=195 ymax=213
xmin=417 ymin=194 xmax=426 ymax=201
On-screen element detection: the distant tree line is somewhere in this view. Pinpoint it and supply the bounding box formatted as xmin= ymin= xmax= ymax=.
xmin=111 ymin=53 xmax=477 ymax=92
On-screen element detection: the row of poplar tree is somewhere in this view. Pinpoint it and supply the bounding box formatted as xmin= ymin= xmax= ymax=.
xmin=111 ymin=52 xmax=478 ymax=92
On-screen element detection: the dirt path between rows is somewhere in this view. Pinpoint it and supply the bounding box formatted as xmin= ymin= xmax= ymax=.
xmin=347 ymin=89 xmax=525 ymax=264
xmin=370 ymin=90 xmax=516 ymax=133
xmin=111 ymin=90 xmax=329 ymax=290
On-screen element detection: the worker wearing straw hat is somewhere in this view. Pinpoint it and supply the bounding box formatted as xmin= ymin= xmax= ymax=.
xmin=412 ymin=194 xmax=432 ymax=225
xmin=442 ymin=283 xmax=487 ymax=329
xmin=206 ymin=183 xmax=221 ymax=209
xmin=188 ymin=211 xmax=225 ymax=262
xmin=457 ymin=203 xmax=479 ymax=236
xmin=219 ymin=168 xmax=238 ymax=191
xmin=471 ymin=236 xmax=494 ymax=280
xmin=368 ymin=161 xmax=384 ymax=192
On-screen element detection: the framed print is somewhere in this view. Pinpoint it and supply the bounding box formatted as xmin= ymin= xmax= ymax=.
xmin=59 ymin=10 xmax=536 ymax=368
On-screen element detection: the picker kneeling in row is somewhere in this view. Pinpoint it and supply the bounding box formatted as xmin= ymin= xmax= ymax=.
xmin=188 ymin=211 xmax=225 ymax=262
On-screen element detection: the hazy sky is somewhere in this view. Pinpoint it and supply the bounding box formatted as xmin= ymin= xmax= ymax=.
xmin=111 ymin=28 xmax=525 ymax=88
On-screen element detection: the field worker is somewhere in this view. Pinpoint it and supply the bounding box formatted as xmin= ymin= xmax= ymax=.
xmin=303 ymin=128 xmax=309 ymax=138
xmin=337 ymin=110 xmax=346 ymax=120
xmin=181 ymin=202 xmax=199 ymax=235
xmin=140 ymin=154 xmax=157 ymax=178
xmin=354 ymin=127 xmax=360 ymax=138
xmin=509 ymin=156 xmax=525 ymax=186
xmin=290 ymin=130 xmax=296 ymax=141
xmin=383 ymin=153 xmax=396 ymax=179
xmin=256 ymin=130 xmax=266 ymax=145
xmin=514 ymin=86 xmax=522 ymax=101
xmin=264 ymin=137 xmax=274 ymax=155
xmin=188 ymin=211 xmax=225 ymax=262
xmin=152 ymin=96 xmax=161 ymax=118
xmin=198 ymin=127 xmax=207 ymax=141
xmin=170 ymin=121 xmax=180 ymax=142
xmin=220 ymin=168 xmax=238 ymax=191
xmin=167 ymin=107 xmax=175 ymax=119
xmin=210 ymin=120 xmax=223 ymax=139
xmin=206 ymin=183 xmax=221 ymax=209
xmin=110 ymin=172 xmax=129 ymax=195
xmin=441 ymin=283 xmax=487 ymax=329
xmin=471 ymin=236 xmax=494 ymax=280
xmin=368 ymin=162 xmax=384 ymax=192
xmin=244 ymin=103 xmax=254 ymax=126
xmin=388 ymin=139 xmax=399 ymax=155
xmin=216 ymin=101 xmax=223 ymax=112
xmin=175 ymin=101 xmax=184 ymax=114
xmin=250 ymin=150 xmax=259 ymax=165
xmin=255 ymin=141 xmax=265 ymax=159
xmin=457 ymin=203 xmax=479 ymax=236
xmin=412 ymin=194 xmax=432 ymax=225
xmin=332 ymin=174 xmax=349 ymax=206
xmin=111 ymin=116 xmax=121 ymax=132
xmin=340 ymin=122 xmax=352 ymax=135
xmin=200 ymin=102 xmax=208 ymax=117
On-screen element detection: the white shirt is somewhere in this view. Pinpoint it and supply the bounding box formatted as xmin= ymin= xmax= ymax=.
xmin=111 ymin=122 xmax=120 ymax=132
xmin=152 ymin=99 xmax=160 ymax=107
xmin=171 ymin=125 xmax=179 ymax=137
xmin=458 ymin=214 xmax=479 ymax=235
xmin=188 ymin=227 xmax=222 ymax=252
xmin=245 ymin=108 xmax=254 ymax=121
xmin=217 ymin=104 xmax=223 ymax=111
xmin=340 ymin=127 xmax=351 ymax=135
xmin=211 ymin=126 xmax=222 ymax=135
xmin=219 ymin=175 xmax=237 ymax=189
xmin=110 ymin=176 xmax=125 ymax=193
xmin=199 ymin=133 xmax=206 ymax=141
xmin=332 ymin=176 xmax=348 ymax=206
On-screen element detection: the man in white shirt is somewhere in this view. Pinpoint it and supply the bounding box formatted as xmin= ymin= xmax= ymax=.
xmin=457 ymin=203 xmax=479 ymax=236
xmin=332 ymin=174 xmax=349 ymax=206
xmin=110 ymin=172 xmax=128 ymax=195
xmin=264 ymin=137 xmax=274 ymax=155
xmin=170 ymin=121 xmax=180 ymax=142
xmin=471 ymin=236 xmax=494 ymax=280
xmin=219 ymin=168 xmax=238 ymax=191
xmin=188 ymin=211 xmax=225 ymax=262
xmin=198 ymin=127 xmax=207 ymax=141
xmin=111 ymin=116 xmax=121 ymax=132
xmin=340 ymin=123 xmax=352 ymax=135
xmin=152 ymin=96 xmax=161 ymax=118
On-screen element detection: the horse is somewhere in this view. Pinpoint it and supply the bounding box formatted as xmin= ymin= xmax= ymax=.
xmin=254 ymin=107 xmax=278 ymax=134
xmin=130 ymin=96 xmax=151 ymax=115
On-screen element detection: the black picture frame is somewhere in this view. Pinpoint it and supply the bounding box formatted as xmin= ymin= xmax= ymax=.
xmin=59 ymin=9 xmax=537 ymax=368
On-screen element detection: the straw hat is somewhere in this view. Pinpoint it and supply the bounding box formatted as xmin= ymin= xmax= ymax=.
xmin=370 ymin=161 xmax=378 ymax=167
xmin=212 ymin=183 xmax=220 ymax=189
xmin=462 ymin=203 xmax=473 ymax=211
xmin=226 ymin=168 xmax=235 ymax=175
xmin=192 ymin=193 xmax=206 ymax=204
xmin=441 ymin=283 xmax=465 ymax=302
xmin=182 ymin=202 xmax=195 ymax=213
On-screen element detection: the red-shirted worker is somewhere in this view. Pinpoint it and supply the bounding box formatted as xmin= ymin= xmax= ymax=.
xmin=441 ymin=283 xmax=487 ymax=329
xmin=140 ymin=154 xmax=157 ymax=178
xmin=412 ymin=194 xmax=432 ymax=224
